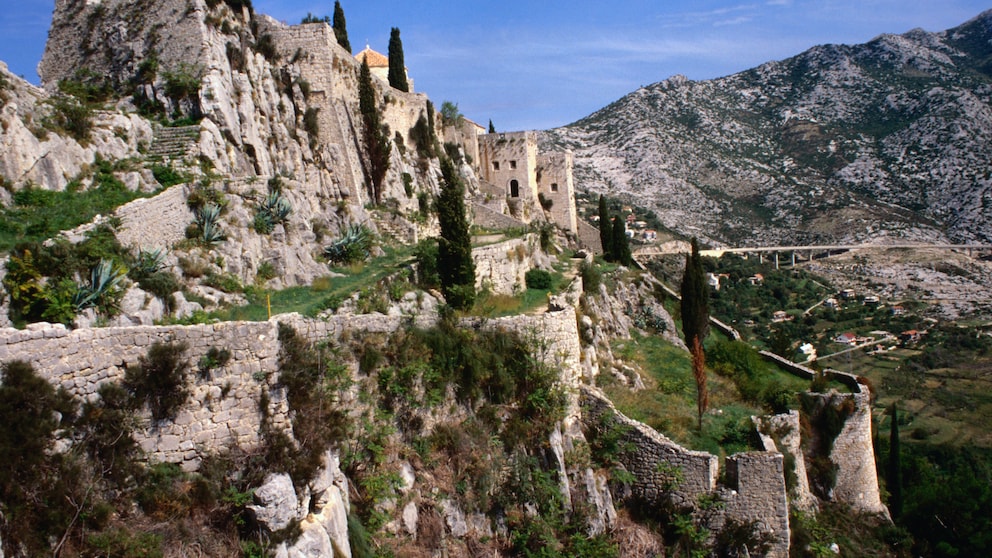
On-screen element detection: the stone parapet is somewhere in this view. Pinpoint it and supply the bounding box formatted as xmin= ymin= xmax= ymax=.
xmin=0 ymin=320 xmax=286 ymax=469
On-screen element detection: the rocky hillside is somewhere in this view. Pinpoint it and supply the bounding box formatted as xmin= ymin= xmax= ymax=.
xmin=546 ymin=10 xmax=992 ymax=247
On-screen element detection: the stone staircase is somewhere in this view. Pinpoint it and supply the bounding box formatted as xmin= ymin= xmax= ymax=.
xmin=146 ymin=125 xmax=201 ymax=161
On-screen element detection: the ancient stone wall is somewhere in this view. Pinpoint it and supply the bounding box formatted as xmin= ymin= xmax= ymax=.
xmin=471 ymin=202 xmax=527 ymax=231
xmin=537 ymin=151 xmax=578 ymax=233
xmin=722 ymin=453 xmax=790 ymax=557
xmin=0 ymin=320 xmax=289 ymax=469
xmin=477 ymin=132 xmax=539 ymax=221
xmin=576 ymin=219 xmax=604 ymax=254
xmin=581 ymin=386 xmax=791 ymax=557
xmin=115 ymin=184 xmax=194 ymax=251
xmin=823 ymin=391 xmax=888 ymax=516
xmin=472 ymin=235 xmax=537 ymax=294
xmin=580 ymin=386 xmax=719 ymax=503
xmin=444 ymin=117 xmax=485 ymax=170
xmin=756 ymin=411 xmax=818 ymax=513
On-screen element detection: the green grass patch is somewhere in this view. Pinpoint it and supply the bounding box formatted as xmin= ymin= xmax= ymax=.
xmin=0 ymin=179 xmax=154 ymax=254
xmin=602 ymin=331 xmax=818 ymax=452
xmin=204 ymin=246 xmax=416 ymax=321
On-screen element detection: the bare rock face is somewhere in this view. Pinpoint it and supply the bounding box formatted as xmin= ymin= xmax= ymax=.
xmin=0 ymin=63 xmax=154 ymax=193
xmin=546 ymin=11 xmax=992 ymax=246
xmin=276 ymin=449 xmax=351 ymax=558
xmin=248 ymin=473 xmax=299 ymax=532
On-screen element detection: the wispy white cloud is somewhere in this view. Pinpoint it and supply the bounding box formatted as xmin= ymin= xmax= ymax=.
xmin=714 ymin=16 xmax=753 ymax=26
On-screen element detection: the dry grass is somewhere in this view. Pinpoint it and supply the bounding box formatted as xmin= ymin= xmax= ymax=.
xmin=613 ymin=511 xmax=666 ymax=558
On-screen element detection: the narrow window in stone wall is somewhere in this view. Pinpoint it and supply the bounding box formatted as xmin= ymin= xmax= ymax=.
xmin=509 ymin=160 xmax=517 ymax=170
xmin=493 ymin=161 xmax=500 ymax=171
xmin=510 ymin=179 xmax=520 ymax=197
xmin=551 ymin=183 xmax=559 ymax=192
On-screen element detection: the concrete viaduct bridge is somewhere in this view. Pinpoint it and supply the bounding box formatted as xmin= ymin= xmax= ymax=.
xmin=634 ymin=243 xmax=992 ymax=268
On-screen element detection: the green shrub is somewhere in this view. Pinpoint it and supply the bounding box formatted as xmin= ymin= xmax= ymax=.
xmin=186 ymin=182 xmax=228 ymax=212
xmin=273 ymin=324 xmax=352 ymax=486
xmin=255 ymin=33 xmax=279 ymax=62
xmin=45 ymin=94 xmax=93 ymax=142
xmin=135 ymin=462 xmax=197 ymax=520
xmin=525 ymin=268 xmax=553 ymax=290
xmin=79 ymin=382 xmax=140 ymax=483
xmin=86 ymin=529 xmax=163 ymax=558
xmin=0 ymin=361 xmax=80 ymax=554
xmin=303 ymin=107 xmax=320 ymax=146
xmin=410 ymin=114 xmax=434 ymax=159
xmin=151 ymin=164 xmax=188 ymax=187
xmin=255 ymin=261 xmax=278 ymax=283
xmin=198 ymin=346 xmax=232 ymax=378
xmin=162 ymin=63 xmax=203 ymax=114
xmin=58 ymin=69 xmax=113 ymax=105
xmin=204 ymin=272 xmax=242 ymax=293
xmin=579 ymin=260 xmax=603 ymax=294
xmin=134 ymin=270 xmax=181 ymax=309
xmin=124 ymin=342 xmax=190 ymax=423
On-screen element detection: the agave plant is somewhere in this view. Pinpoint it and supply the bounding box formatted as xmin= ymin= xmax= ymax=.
xmin=135 ymin=248 xmax=166 ymax=275
xmin=73 ymin=259 xmax=128 ymax=311
xmin=253 ymin=192 xmax=292 ymax=234
xmin=323 ymin=223 xmax=372 ymax=264
xmin=195 ymin=203 xmax=226 ymax=244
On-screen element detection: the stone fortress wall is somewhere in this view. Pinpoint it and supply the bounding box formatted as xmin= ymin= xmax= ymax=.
xmin=472 ymin=235 xmax=537 ymax=294
xmin=0 ymin=319 xmax=289 ymax=469
xmin=0 ymin=305 xmax=577 ymax=469
xmin=537 ymin=151 xmax=579 ymax=233
xmin=478 ymin=132 xmax=540 ymax=221
xmin=0 ymin=291 xmax=791 ymax=557
xmin=580 ymin=386 xmax=790 ymax=558
xmin=476 ymin=131 xmax=579 ymax=237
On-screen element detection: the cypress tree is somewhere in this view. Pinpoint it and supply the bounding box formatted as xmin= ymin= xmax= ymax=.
xmin=888 ymin=403 xmax=903 ymax=517
xmin=332 ymin=1 xmax=351 ymax=53
xmin=358 ymin=59 xmax=390 ymax=205
xmin=387 ymin=27 xmax=409 ymax=92
xmin=680 ymin=237 xmax=710 ymax=349
xmin=436 ymin=156 xmax=475 ymax=310
xmin=691 ymin=337 xmax=708 ymax=432
xmin=488 ymin=119 xmax=496 ymax=134
xmin=681 ymin=237 xmax=710 ymax=432
xmin=598 ymin=195 xmax=612 ymax=260
xmin=611 ymin=215 xmax=632 ymax=266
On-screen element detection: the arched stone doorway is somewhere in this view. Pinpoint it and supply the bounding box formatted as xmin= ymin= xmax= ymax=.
xmin=510 ymin=179 xmax=519 ymax=198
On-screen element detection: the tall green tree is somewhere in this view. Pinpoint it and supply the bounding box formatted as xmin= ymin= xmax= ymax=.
xmin=611 ymin=215 xmax=633 ymax=266
xmin=488 ymin=119 xmax=496 ymax=134
xmin=387 ymin=27 xmax=409 ymax=92
xmin=681 ymin=237 xmax=710 ymax=431
xmin=332 ymin=1 xmax=351 ymax=53
xmin=358 ymin=58 xmax=391 ymax=205
xmin=436 ymin=156 xmax=475 ymax=310
xmin=888 ymin=403 xmax=903 ymax=518
xmin=680 ymin=237 xmax=710 ymax=348
xmin=598 ymin=195 xmax=612 ymax=260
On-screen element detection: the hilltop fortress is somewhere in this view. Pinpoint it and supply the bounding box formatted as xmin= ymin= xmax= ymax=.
xmin=0 ymin=1 xmax=888 ymax=556
xmin=36 ymin=0 xmax=582 ymax=248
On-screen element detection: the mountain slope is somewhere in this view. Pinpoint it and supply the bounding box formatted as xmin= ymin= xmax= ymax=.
xmin=546 ymin=10 xmax=992 ymax=247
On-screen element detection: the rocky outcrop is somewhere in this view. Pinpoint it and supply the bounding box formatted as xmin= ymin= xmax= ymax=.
xmin=757 ymin=411 xmax=818 ymax=513
xmin=0 ymin=63 xmax=155 ymax=194
xmin=546 ymin=11 xmax=992 ymax=246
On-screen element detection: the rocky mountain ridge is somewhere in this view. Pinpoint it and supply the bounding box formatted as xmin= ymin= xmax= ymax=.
xmin=545 ymin=10 xmax=992 ymax=247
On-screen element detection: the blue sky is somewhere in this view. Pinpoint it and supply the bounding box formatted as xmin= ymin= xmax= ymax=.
xmin=1 ymin=1 xmax=989 ymax=130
